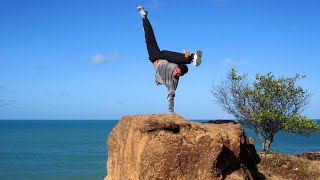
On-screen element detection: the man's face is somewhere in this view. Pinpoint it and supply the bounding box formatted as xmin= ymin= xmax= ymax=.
xmin=173 ymin=67 xmax=182 ymax=78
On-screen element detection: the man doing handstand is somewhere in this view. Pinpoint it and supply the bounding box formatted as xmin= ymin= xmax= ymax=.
xmin=138 ymin=6 xmax=203 ymax=113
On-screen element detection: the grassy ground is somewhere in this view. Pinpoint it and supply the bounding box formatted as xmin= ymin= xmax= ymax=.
xmin=258 ymin=152 xmax=320 ymax=180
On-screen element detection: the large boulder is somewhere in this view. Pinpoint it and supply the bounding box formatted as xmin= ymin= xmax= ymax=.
xmin=105 ymin=114 xmax=261 ymax=180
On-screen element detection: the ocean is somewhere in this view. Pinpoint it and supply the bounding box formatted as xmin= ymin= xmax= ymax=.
xmin=0 ymin=119 xmax=319 ymax=180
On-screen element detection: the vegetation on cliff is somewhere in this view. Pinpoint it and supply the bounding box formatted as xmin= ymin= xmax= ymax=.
xmin=211 ymin=68 xmax=320 ymax=152
xmin=258 ymin=152 xmax=320 ymax=180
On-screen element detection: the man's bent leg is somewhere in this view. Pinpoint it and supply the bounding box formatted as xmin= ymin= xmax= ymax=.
xmin=160 ymin=50 xmax=193 ymax=64
xmin=142 ymin=18 xmax=161 ymax=63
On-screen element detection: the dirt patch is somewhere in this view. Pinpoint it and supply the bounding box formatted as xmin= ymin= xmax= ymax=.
xmin=258 ymin=152 xmax=320 ymax=180
xmin=297 ymin=152 xmax=320 ymax=161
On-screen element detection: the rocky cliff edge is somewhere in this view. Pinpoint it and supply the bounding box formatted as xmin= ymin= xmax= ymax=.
xmin=105 ymin=114 xmax=261 ymax=180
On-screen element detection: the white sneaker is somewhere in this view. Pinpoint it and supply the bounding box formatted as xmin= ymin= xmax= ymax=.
xmin=192 ymin=50 xmax=202 ymax=66
xmin=137 ymin=6 xmax=148 ymax=18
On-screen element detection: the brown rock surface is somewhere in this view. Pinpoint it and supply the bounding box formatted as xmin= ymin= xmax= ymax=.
xmin=105 ymin=114 xmax=261 ymax=180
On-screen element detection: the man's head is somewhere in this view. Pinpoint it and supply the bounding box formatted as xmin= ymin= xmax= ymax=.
xmin=173 ymin=64 xmax=188 ymax=78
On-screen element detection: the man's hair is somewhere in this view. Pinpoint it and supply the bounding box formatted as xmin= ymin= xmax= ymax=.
xmin=178 ymin=64 xmax=188 ymax=76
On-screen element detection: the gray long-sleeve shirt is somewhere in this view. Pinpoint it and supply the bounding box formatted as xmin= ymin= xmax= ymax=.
xmin=155 ymin=60 xmax=179 ymax=113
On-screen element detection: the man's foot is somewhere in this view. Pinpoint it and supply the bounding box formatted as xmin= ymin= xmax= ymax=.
xmin=137 ymin=6 xmax=148 ymax=19
xmin=192 ymin=50 xmax=202 ymax=66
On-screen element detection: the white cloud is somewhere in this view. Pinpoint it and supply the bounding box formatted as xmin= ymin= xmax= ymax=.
xmin=90 ymin=54 xmax=107 ymax=65
xmin=224 ymin=57 xmax=248 ymax=66
xmin=90 ymin=52 xmax=122 ymax=65
xmin=111 ymin=52 xmax=121 ymax=61
xmin=224 ymin=57 xmax=238 ymax=66
xmin=145 ymin=0 xmax=163 ymax=9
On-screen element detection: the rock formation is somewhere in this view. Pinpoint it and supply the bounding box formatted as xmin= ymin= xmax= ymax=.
xmin=105 ymin=114 xmax=261 ymax=180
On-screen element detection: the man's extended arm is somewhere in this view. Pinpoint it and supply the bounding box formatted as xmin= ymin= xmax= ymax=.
xmin=167 ymin=88 xmax=176 ymax=113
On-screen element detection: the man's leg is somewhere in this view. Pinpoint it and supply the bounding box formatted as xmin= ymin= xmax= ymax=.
xmin=160 ymin=50 xmax=193 ymax=64
xmin=139 ymin=6 xmax=202 ymax=66
xmin=162 ymin=50 xmax=203 ymax=66
xmin=142 ymin=17 xmax=161 ymax=63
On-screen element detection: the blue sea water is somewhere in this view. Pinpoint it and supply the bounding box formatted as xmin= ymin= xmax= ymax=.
xmin=0 ymin=119 xmax=319 ymax=180
xmin=0 ymin=120 xmax=118 ymax=180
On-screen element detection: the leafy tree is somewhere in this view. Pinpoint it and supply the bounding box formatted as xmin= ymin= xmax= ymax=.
xmin=211 ymin=68 xmax=320 ymax=152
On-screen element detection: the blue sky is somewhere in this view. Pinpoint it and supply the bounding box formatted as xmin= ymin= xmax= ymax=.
xmin=1 ymin=0 xmax=319 ymax=120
